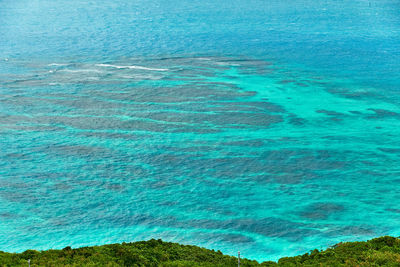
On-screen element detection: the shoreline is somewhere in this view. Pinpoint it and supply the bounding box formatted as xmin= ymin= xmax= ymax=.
xmin=1 ymin=236 xmax=399 ymax=266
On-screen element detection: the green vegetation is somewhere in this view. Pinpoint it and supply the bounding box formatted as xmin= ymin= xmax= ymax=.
xmin=278 ymin=236 xmax=400 ymax=266
xmin=1 ymin=236 xmax=400 ymax=266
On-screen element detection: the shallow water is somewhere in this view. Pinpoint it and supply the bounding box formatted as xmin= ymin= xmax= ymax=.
xmin=1 ymin=0 xmax=400 ymax=261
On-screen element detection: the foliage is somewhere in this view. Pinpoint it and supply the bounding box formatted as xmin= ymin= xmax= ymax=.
xmin=1 ymin=236 xmax=400 ymax=266
xmin=277 ymin=236 xmax=400 ymax=266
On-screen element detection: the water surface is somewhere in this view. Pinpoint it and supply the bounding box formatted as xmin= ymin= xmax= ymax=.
xmin=1 ymin=0 xmax=400 ymax=261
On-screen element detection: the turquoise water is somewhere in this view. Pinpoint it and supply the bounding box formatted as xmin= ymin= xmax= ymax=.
xmin=1 ymin=0 xmax=400 ymax=261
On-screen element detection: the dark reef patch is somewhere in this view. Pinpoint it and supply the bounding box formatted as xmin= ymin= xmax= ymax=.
xmin=323 ymin=225 xmax=376 ymax=237
xmin=366 ymin=109 xmax=400 ymax=119
xmin=316 ymin=110 xmax=345 ymax=117
xmin=299 ymin=203 xmax=344 ymax=220
xmin=287 ymin=113 xmax=307 ymax=126
xmin=223 ymin=139 xmax=265 ymax=147
xmin=195 ymin=232 xmax=254 ymax=244
xmin=385 ymin=208 xmax=400 ymax=213
xmin=378 ymin=147 xmax=400 ymax=154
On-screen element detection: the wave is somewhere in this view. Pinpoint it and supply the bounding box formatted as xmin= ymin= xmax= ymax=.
xmin=59 ymin=69 xmax=103 ymax=73
xmin=48 ymin=63 xmax=69 ymax=66
xmin=95 ymin=64 xmax=168 ymax=72
xmin=196 ymin=57 xmax=213 ymax=61
xmin=119 ymin=74 xmax=163 ymax=80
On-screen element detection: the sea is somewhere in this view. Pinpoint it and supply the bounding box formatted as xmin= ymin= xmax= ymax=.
xmin=1 ymin=0 xmax=400 ymax=261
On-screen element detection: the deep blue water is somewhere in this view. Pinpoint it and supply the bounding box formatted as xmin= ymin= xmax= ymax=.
xmin=1 ymin=0 xmax=400 ymax=261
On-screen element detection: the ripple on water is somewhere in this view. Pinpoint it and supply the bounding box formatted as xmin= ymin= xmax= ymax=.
xmin=1 ymin=55 xmax=400 ymax=261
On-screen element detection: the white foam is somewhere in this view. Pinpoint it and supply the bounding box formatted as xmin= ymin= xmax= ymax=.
xmin=216 ymin=62 xmax=240 ymax=66
xmin=95 ymin=63 xmax=168 ymax=72
xmin=60 ymin=69 xmax=103 ymax=73
xmin=196 ymin=57 xmax=212 ymax=61
xmin=119 ymin=74 xmax=162 ymax=80
xmin=48 ymin=63 xmax=68 ymax=66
